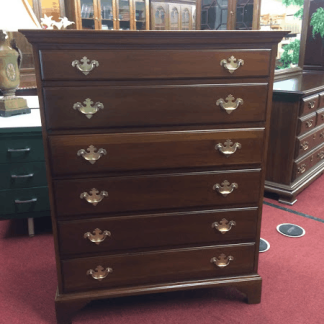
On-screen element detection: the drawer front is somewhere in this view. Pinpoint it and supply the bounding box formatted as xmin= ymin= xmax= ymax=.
xmin=319 ymin=92 xmax=324 ymax=109
xmin=316 ymin=108 xmax=324 ymax=126
xmin=61 ymin=243 xmax=255 ymax=293
xmin=0 ymin=134 xmax=44 ymax=164
xmin=40 ymin=49 xmax=271 ymax=81
xmin=297 ymin=112 xmax=316 ymax=136
xmin=58 ymin=208 xmax=259 ymax=256
xmin=54 ymin=170 xmax=261 ymax=217
xmin=300 ymin=94 xmax=319 ymax=117
xmin=0 ymin=162 xmax=47 ymax=190
xmin=0 ymin=186 xmax=50 ymax=216
xmin=313 ymin=144 xmax=324 ymax=165
xmin=49 ymin=129 xmax=265 ymax=176
xmin=43 ymin=84 xmax=269 ymax=131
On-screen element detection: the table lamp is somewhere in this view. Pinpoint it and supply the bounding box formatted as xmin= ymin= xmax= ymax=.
xmin=0 ymin=0 xmax=41 ymax=117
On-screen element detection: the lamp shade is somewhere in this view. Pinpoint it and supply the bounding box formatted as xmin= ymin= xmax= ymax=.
xmin=0 ymin=0 xmax=41 ymax=31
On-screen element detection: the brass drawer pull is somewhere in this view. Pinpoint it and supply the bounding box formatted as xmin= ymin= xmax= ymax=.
xmin=305 ymin=120 xmax=313 ymax=128
xmin=7 ymin=147 xmax=31 ymax=152
xmin=308 ymin=101 xmax=315 ymax=109
xmin=297 ymin=164 xmax=306 ymax=174
xmin=320 ymin=132 xmax=324 ymax=138
xmin=212 ymin=218 xmax=236 ymax=234
xmin=220 ymin=56 xmax=244 ymax=74
xmin=77 ymin=145 xmax=107 ymax=164
xmin=213 ymin=180 xmax=238 ymax=197
xmin=87 ymin=265 xmax=113 ymax=281
xmin=72 ymin=56 xmax=99 ymax=75
xmin=215 ymin=139 xmax=241 ymax=157
xmin=73 ymin=98 xmax=104 ymax=119
xmin=321 ymin=114 xmax=324 ymax=120
xmin=15 ymin=198 xmax=37 ymax=204
xmin=211 ymin=254 xmax=234 ymax=268
xmin=300 ymin=141 xmax=309 ymax=151
xmin=216 ymin=95 xmax=243 ymax=115
xmin=318 ymin=151 xmax=324 ymax=160
xmin=80 ymin=188 xmax=108 ymax=206
xmin=84 ymin=228 xmax=111 ymax=245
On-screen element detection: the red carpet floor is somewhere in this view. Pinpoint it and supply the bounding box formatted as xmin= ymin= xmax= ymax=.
xmin=264 ymin=173 xmax=324 ymax=220
xmin=1 ymin=204 xmax=324 ymax=324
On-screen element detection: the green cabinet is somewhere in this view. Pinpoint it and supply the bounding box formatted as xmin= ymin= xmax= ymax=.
xmin=0 ymin=108 xmax=50 ymax=236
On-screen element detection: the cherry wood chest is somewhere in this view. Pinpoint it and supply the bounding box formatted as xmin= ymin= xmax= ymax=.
xmin=265 ymin=72 xmax=324 ymax=205
xmin=22 ymin=30 xmax=286 ymax=324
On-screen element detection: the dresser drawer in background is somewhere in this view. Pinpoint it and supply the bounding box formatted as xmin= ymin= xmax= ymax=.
xmin=297 ymin=112 xmax=316 ymax=135
xmin=49 ymin=129 xmax=265 ymax=176
xmin=61 ymin=243 xmax=256 ymax=293
xmin=316 ymin=108 xmax=324 ymax=126
xmin=53 ymin=169 xmax=261 ymax=217
xmin=319 ymin=92 xmax=324 ymax=109
xmin=58 ymin=207 xmax=259 ymax=256
xmin=299 ymin=94 xmax=319 ymax=117
xmin=0 ymin=162 xmax=47 ymax=190
xmin=0 ymin=134 xmax=44 ymax=163
xmin=0 ymin=186 xmax=50 ymax=216
xmin=40 ymin=49 xmax=271 ymax=81
xmin=43 ymin=84 xmax=269 ymax=131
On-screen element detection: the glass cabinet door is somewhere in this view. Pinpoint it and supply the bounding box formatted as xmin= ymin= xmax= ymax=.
xmin=99 ymin=0 xmax=115 ymax=30
xmin=80 ymin=0 xmax=97 ymax=29
xmin=201 ymin=0 xmax=229 ymax=30
xmin=169 ymin=4 xmax=181 ymax=30
xmin=117 ymin=0 xmax=132 ymax=30
xmin=181 ymin=5 xmax=192 ymax=30
xmin=235 ymin=0 xmax=254 ymax=30
xmin=134 ymin=0 xmax=148 ymax=30
xmin=151 ymin=2 xmax=168 ymax=30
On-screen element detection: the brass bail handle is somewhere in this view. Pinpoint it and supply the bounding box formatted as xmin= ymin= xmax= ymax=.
xmin=211 ymin=254 xmax=234 ymax=268
xmin=212 ymin=218 xmax=236 ymax=234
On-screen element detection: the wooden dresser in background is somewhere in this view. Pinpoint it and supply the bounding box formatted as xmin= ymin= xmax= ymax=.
xmin=22 ymin=30 xmax=285 ymax=324
xmin=265 ymin=73 xmax=324 ymax=205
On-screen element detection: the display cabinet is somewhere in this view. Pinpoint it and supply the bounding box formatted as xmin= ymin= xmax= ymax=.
xmin=199 ymin=0 xmax=260 ymax=30
xmin=65 ymin=0 xmax=150 ymax=30
xmin=151 ymin=0 xmax=196 ymax=30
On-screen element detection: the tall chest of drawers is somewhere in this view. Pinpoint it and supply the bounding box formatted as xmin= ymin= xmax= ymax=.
xmin=22 ymin=30 xmax=286 ymax=324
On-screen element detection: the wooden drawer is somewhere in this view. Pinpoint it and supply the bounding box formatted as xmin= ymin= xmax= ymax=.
xmin=61 ymin=243 xmax=255 ymax=293
xmin=316 ymin=107 xmax=324 ymax=126
xmin=58 ymin=208 xmax=258 ymax=256
xmin=54 ymin=169 xmax=261 ymax=217
xmin=0 ymin=162 xmax=47 ymax=190
xmin=297 ymin=112 xmax=316 ymax=135
xmin=43 ymin=84 xmax=269 ymax=131
xmin=319 ymin=92 xmax=324 ymax=109
xmin=0 ymin=186 xmax=50 ymax=216
xmin=0 ymin=134 xmax=44 ymax=164
xmin=300 ymin=94 xmax=319 ymax=117
xmin=40 ymin=49 xmax=271 ymax=81
xmin=313 ymin=144 xmax=324 ymax=165
xmin=49 ymin=129 xmax=265 ymax=176
xmin=292 ymin=155 xmax=313 ymax=181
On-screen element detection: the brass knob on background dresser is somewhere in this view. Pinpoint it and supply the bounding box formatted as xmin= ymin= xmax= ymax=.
xmin=77 ymin=145 xmax=107 ymax=164
xmin=215 ymin=139 xmax=241 ymax=157
xmin=212 ymin=218 xmax=236 ymax=234
xmin=318 ymin=151 xmax=324 ymax=160
xmin=216 ymin=95 xmax=243 ymax=114
xmin=213 ymin=180 xmax=238 ymax=197
xmin=220 ymin=56 xmax=244 ymax=74
xmin=300 ymin=141 xmax=309 ymax=151
xmin=80 ymin=188 xmax=108 ymax=206
xmin=72 ymin=56 xmax=99 ymax=75
xmin=308 ymin=101 xmax=315 ymax=109
xmin=297 ymin=164 xmax=306 ymax=174
xmin=210 ymin=254 xmax=234 ymax=268
xmin=84 ymin=228 xmax=111 ymax=245
xmin=305 ymin=120 xmax=313 ymax=128
xmin=73 ymin=98 xmax=104 ymax=119
xmin=87 ymin=266 xmax=113 ymax=281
